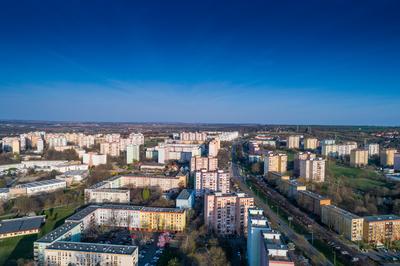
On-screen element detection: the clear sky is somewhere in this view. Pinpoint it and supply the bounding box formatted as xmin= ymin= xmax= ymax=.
xmin=0 ymin=1 xmax=399 ymax=125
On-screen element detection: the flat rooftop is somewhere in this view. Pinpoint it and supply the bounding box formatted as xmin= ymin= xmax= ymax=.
xmin=364 ymin=215 xmax=400 ymax=222
xmin=0 ymin=215 xmax=45 ymax=235
xmin=36 ymin=222 xmax=81 ymax=243
xmin=323 ymin=205 xmax=360 ymax=219
xmin=15 ymin=179 xmax=65 ymax=189
xmin=46 ymin=241 xmax=137 ymax=255
xmin=0 ymin=188 xmax=9 ymax=193
xmin=299 ymin=190 xmax=329 ymax=200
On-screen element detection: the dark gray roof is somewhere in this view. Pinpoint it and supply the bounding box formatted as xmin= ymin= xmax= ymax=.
xmin=36 ymin=221 xmax=81 ymax=243
xmin=0 ymin=215 xmax=45 ymax=235
xmin=177 ymin=189 xmax=194 ymax=200
xmin=46 ymin=241 xmax=137 ymax=255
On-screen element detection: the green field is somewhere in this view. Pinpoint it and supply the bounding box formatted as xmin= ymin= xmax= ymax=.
xmin=326 ymin=161 xmax=388 ymax=191
xmin=0 ymin=205 xmax=76 ymax=265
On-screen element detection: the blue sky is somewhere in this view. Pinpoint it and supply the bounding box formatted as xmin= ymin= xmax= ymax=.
xmin=0 ymin=1 xmax=399 ymax=125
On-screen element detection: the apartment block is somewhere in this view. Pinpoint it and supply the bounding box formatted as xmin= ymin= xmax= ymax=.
xmin=294 ymin=152 xmax=316 ymax=176
xmin=82 ymin=152 xmax=107 ymax=166
xmin=247 ymin=209 xmax=294 ymax=266
xmin=43 ymin=242 xmax=138 ymax=266
xmin=367 ymin=143 xmax=380 ymax=157
xmin=204 ymin=192 xmax=254 ymax=236
xmin=155 ymin=142 xmax=202 ymax=164
xmin=190 ymin=156 xmax=218 ymax=172
xmin=395 ymin=153 xmax=400 ymax=171
xmin=321 ymin=205 xmax=364 ymax=241
xmin=85 ymin=189 xmax=130 ymax=204
xmin=195 ymin=169 xmax=230 ymax=196
xmin=321 ymin=143 xmax=337 ymax=157
xmin=304 ymin=137 xmax=318 ymax=150
xmin=100 ymin=142 xmax=120 ymax=157
xmin=287 ymin=135 xmax=300 ymax=149
xmin=350 ymin=149 xmax=369 ymax=167
xmin=297 ymin=190 xmax=331 ymax=217
xmin=363 ymin=215 xmax=400 ymax=244
xmin=264 ymin=153 xmax=287 ymax=175
xmin=278 ymin=179 xmax=306 ymax=200
xmin=208 ymin=138 xmax=221 ymax=157
xmin=127 ymin=144 xmax=140 ymax=163
xmin=380 ymin=148 xmax=397 ymax=167
xmin=0 ymin=216 xmax=45 ymax=239
xmin=299 ymin=158 xmax=326 ymax=182
xmin=180 ymin=131 xmax=207 ymax=142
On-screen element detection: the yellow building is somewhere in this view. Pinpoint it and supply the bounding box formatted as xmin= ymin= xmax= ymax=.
xmin=140 ymin=207 xmax=186 ymax=232
xmin=264 ymin=153 xmax=287 ymax=174
xmin=321 ymin=205 xmax=363 ymax=241
xmin=350 ymin=149 xmax=369 ymax=167
xmin=380 ymin=148 xmax=397 ymax=166
xmin=363 ymin=215 xmax=400 ymax=244
xmin=304 ymin=138 xmax=318 ymax=150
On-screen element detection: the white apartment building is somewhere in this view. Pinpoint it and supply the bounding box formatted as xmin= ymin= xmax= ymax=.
xmin=208 ymin=138 xmax=220 ymax=157
xmin=100 ymin=142 xmax=120 ymax=157
xmin=287 ymin=135 xmax=300 ymax=149
xmin=82 ymin=152 xmax=107 ymax=166
xmin=36 ymin=138 xmax=44 ymax=153
xmin=195 ymin=169 xmax=230 ymax=196
xmin=367 ymin=143 xmax=380 ymax=157
xmin=156 ymin=142 xmax=202 ymax=164
xmin=299 ymin=157 xmax=326 ymax=182
xmin=127 ymin=144 xmax=140 ymax=163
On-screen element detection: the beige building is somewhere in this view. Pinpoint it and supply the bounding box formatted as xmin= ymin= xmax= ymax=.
xmin=180 ymin=131 xmax=207 ymax=142
xmin=321 ymin=205 xmax=364 ymax=241
xmin=100 ymin=142 xmax=120 ymax=157
xmin=304 ymin=138 xmax=318 ymax=150
xmin=190 ymin=156 xmax=218 ymax=172
xmin=297 ymin=190 xmax=331 ymax=217
xmin=287 ymin=135 xmax=300 ymax=149
xmin=299 ymin=158 xmax=326 ymax=182
xmin=264 ymin=153 xmax=287 ymax=174
xmin=294 ymin=152 xmax=316 ymax=176
xmin=85 ymin=188 xmax=130 ymax=204
xmin=195 ymin=169 xmax=230 ymax=196
xmin=204 ymin=192 xmax=254 ymax=236
xmin=44 ymin=241 xmax=138 ymax=266
xmin=350 ymin=149 xmax=369 ymax=167
xmin=380 ymin=148 xmax=397 ymax=167
xmin=208 ymin=138 xmax=220 ymax=157
xmin=363 ymin=215 xmax=400 ymax=244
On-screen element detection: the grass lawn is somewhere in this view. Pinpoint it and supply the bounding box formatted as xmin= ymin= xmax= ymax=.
xmin=326 ymin=161 xmax=388 ymax=191
xmin=0 ymin=205 xmax=76 ymax=265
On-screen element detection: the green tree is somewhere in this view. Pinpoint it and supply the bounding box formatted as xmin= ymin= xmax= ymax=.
xmin=142 ymin=187 xmax=151 ymax=201
xmin=0 ymin=178 xmax=6 ymax=188
xmin=167 ymin=258 xmax=180 ymax=266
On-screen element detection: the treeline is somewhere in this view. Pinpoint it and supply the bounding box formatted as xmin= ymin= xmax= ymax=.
xmin=43 ymin=148 xmax=79 ymax=161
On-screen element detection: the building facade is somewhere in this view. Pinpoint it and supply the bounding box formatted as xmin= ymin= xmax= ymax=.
xmin=263 ymin=153 xmax=287 ymax=175
xmin=350 ymin=149 xmax=369 ymax=167
xmin=299 ymin=158 xmax=326 ymax=182
xmin=363 ymin=215 xmax=400 ymax=244
xmin=204 ymin=192 xmax=254 ymax=236
xmin=194 ymin=169 xmax=230 ymax=196
xmin=190 ymin=156 xmax=218 ymax=172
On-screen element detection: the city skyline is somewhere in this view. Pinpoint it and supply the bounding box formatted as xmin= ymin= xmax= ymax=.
xmin=1 ymin=1 xmax=400 ymax=125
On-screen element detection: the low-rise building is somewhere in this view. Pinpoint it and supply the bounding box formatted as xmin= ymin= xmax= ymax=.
xmin=363 ymin=215 xmax=400 ymax=244
xmin=11 ymin=179 xmax=66 ymax=197
xmin=56 ymin=170 xmax=88 ymax=185
xmin=296 ymin=190 xmax=331 ymax=217
xmin=176 ymin=189 xmax=195 ymax=209
xmin=321 ymin=205 xmax=364 ymax=241
xmin=0 ymin=215 xmax=45 ymax=239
